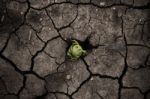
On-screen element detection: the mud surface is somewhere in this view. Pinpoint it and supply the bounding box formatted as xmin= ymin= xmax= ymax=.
xmin=0 ymin=0 xmax=150 ymax=99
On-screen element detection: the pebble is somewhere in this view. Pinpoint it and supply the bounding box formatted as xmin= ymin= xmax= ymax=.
xmin=139 ymin=18 xmax=144 ymax=23
xmin=28 ymin=30 xmax=32 ymax=41
xmin=40 ymin=18 xmax=43 ymax=21
xmin=90 ymin=77 xmax=94 ymax=81
xmin=112 ymin=7 xmax=116 ymax=10
xmin=66 ymin=75 xmax=71 ymax=80
xmin=100 ymin=2 xmax=105 ymax=6
xmin=20 ymin=12 xmax=24 ymax=15
xmin=1 ymin=15 xmax=5 ymax=22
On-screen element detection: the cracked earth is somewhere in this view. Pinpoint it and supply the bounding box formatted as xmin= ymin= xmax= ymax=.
xmin=0 ymin=0 xmax=150 ymax=99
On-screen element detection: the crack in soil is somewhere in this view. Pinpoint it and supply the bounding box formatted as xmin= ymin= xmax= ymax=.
xmin=0 ymin=0 xmax=150 ymax=99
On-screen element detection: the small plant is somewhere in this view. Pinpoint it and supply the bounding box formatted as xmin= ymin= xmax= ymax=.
xmin=67 ymin=40 xmax=87 ymax=60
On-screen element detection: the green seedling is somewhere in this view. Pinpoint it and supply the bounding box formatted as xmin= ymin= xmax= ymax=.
xmin=67 ymin=40 xmax=87 ymax=60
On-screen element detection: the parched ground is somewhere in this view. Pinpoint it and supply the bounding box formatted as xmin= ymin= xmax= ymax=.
xmin=0 ymin=0 xmax=150 ymax=99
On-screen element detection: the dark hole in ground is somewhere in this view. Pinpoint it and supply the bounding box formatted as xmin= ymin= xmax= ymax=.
xmin=65 ymin=35 xmax=99 ymax=60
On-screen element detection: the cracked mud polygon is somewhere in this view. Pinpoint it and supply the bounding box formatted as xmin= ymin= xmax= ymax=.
xmin=0 ymin=0 xmax=150 ymax=99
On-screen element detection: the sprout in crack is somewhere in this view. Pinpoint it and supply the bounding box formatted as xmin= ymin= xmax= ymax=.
xmin=67 ymin=40 xmax=87 ymax=60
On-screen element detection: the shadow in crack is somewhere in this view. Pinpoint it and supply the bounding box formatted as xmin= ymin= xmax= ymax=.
xmin=66 ymin=34 xmax=99 ymax=51
xmin=65 ymin=35 xmax=100 ymax=60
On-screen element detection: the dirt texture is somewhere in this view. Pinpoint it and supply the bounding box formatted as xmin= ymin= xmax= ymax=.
xmin=0 ymin=0 xmax=150 ymax=99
